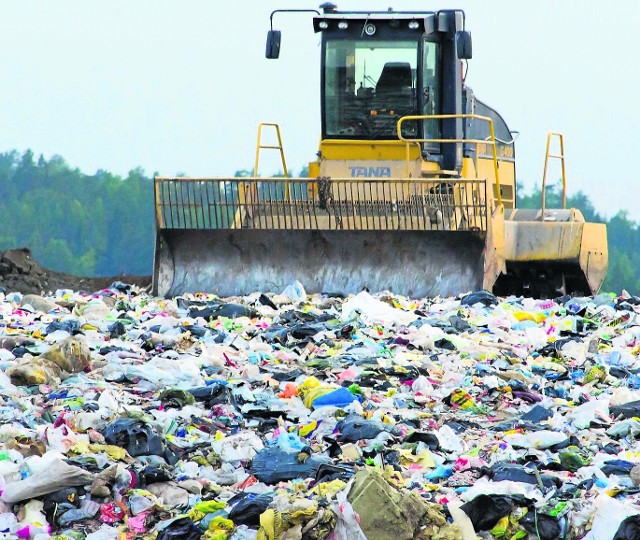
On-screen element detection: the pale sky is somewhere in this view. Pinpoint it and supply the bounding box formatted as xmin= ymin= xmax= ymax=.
xmin=1 ymin=1 xmax=638 ymax=219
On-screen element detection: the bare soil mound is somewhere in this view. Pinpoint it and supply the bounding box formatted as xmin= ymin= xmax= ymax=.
xmin=0 ymin=247 xmax=151 ymax=294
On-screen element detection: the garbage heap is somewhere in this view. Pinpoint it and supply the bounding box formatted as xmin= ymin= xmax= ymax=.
xmin=0 ymin=283 xmax=638 ymax=540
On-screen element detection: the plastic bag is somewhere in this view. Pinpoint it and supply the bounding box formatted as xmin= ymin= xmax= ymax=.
xmin=156 ymin=517 xmax=202 ymax=540
xmin=228 ymin=493 xmax=274 ymax=527
xmin=460 ymin=290 xmax=498 ymax=307
xmin=335 ymin=414 xmax=398 ymax=443
xmin=281 ymin=281 xmax=307 ymax=303
xmin=584 ymin=495 xmax=640 ymax=540
xmin=503 ymin=430 xmax=568 ymax=449
xmin=329 ymin=484 xmax=367 ymax=540
xmin=85 ymin=525 xmax=120 ymax=540
xmin=341 ymin=291 xmax=417 ymax=326
xmin=101 ymin=418 xmax=165 ymax=458
xmin=613 ymin=515 xmax=640 ymax=540
xmin=2 ymin=458 xmax=94 ymax=503
xmin=250 ymin=445 xmax=330 ymax=483
xmin=459 ymin=494 xmax=515 ymax=531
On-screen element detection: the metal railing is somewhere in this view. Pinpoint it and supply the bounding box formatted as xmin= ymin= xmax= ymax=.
xmin=396 ymin=114 xmax=503 ymax=206
xmin=155 ymin=177 xmax=488 ymax=232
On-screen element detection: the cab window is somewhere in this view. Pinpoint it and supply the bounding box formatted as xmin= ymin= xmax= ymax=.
xmin=324 ymin=39 xmax=419 ymax=139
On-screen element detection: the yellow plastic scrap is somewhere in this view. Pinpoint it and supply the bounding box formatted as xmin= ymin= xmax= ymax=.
xmin=70 ymin=442 xmax=90 ymax=455
xmin=191 ymin=455 xmax=210 ymax=467
xmin=513 ymin=311 xmax=546 ymax=323
xmin=382 ymin=465 xmax=405 ymax=488
xmin=202 ymin=531 xmax=230 ymax=540
xmin=95 ymin=444 xmax=132 ymax=462
xmin=297 ymin=420 xmax=319 ymax=437
xmin=81 ymin=323 xmax=100 ymax=331
xmin=202 ymin=517 xmax=235 ymax=540
xmin=188 ymin=500 xmax=226 ymax=522
xmin=398 ymin=448 xmax=435 ymax=469
xmin=69 ymin=442 xmax=133 ymax=462
xmin=309 ymin=479 xmax=346 ymax=498
xmin=297 ymin=376 xmax=320 ymax=392
xmin=416 ymin=526 xmax=463 ymax=540
xmin=257 ymin=502 xmax=318 ymax=540
xmin=257 ymin=509 xmax=281 ymax=540
xmin=585 ymin=365 xmax=607 ymax=384
xmin=450 ymin=388 xmax=476 ymax=410
xmin=489 ymin=508 xmax=528 ymax=539
xmin=297 ymin=377 xmax=336 ymax=408
xmin=289 ymin=505 xmax=318 ymax=523
xmin=490 ymin=516 xmax=509 ymax=537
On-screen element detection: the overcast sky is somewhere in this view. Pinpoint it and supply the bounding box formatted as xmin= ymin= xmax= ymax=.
xmin=1 ymin=1 xmax=638 ymax=219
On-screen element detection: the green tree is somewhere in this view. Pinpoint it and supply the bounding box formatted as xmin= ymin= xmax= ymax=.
xmin=41 ymin=239 xmax=74 ymax=271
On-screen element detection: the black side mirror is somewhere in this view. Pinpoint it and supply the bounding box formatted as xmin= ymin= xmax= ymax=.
xmin=266 ymin=30 xmax=281 ymax=59
xmin=456 ymin=31 xmax=472 ymax=59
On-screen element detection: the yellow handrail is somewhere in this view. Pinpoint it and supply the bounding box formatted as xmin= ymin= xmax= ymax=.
xmin=243 ymin=123 xmax=290 ymax=228
xmin=397 ymin=114 xmax=502 ymax=207
xmin=254 ymin=123 xmax=289 ymax=178
xmin=541 ymin=131 xmax=566 ymax=216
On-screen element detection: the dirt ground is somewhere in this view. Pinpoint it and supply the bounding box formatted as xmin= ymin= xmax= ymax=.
xmin=0 ymin=248 xmax=152 ymax=295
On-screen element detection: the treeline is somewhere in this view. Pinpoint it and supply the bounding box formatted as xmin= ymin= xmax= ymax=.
xmin=0 ymin=150 xmax=154 ymax=276
xmin=0 ymin=149 xmax=636 ymax=294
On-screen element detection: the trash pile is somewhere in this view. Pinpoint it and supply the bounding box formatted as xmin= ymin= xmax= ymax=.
xmin=0 ymin=282 xmax=639 ymax=539
xmin=0 ymin=248 xmax=150 ymax=295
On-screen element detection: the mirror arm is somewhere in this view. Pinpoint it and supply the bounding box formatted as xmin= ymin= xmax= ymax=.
xmin=270 ymin=9 xmax=321 ymax=31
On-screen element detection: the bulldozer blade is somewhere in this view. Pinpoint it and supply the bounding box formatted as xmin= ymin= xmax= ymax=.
xmin=153 ymin=229 xmax=485 ymax=299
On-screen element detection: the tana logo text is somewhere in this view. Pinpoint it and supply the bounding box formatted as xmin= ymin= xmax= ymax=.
xmin=348 ymin=166 xmax=391 ymax=178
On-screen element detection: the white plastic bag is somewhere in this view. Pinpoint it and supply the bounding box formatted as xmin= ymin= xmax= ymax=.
xmin=329 ymin=484 xmax=367 ymax=540
xmin=281 ymin=281 xmax=307 ymax=303
xmin=503 ymin=430 xmax=567 ymax=449
xmin=1 ymin=458 xmax=94 ymax=503
xmin=342 ymin=291 xmax=417 ymax=326
xmin=571 ymin=398 xmax=610 ymax=429
xmin=583 ymin=494 xmax=640 ymax=540
xmin=86 ymin=524 xmax=120 ymax=540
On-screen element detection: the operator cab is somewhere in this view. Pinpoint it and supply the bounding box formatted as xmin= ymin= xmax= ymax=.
xmin=314 ymin=13 xmax=441 ymax=143
xmin=266 ymin=5 xmax=513 ymax=172
xmin=310 ymin=7 xmax=472 ymax=169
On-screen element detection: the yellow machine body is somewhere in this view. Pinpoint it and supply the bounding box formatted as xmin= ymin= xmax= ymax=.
xmin=152 ymin=124 xmax=607 ymax=298
xmin=152 ymin=8 xmax=607 ymax=299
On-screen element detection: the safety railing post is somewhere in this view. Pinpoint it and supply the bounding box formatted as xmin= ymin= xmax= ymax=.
xmin=541 ymin=131 xmax=567 ymax=218
xmin=397 ymin=114 xmax=503 ymax=207
xmin=254 ymin=122 xmax=289 ymax=178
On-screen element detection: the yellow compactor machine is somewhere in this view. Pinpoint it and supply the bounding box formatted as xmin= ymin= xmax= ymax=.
xmin=153 ymin=6 xmax=608 ymax=299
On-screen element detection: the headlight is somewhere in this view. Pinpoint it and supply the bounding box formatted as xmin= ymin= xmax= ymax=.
xmin=319 ymin=21 xmax=329 ymax=29
xmin=364 ymin=23 xmax=376 ymax=36
xmin=408 ymin=21 xmax=420 ymax=30
xmin=338 ymin=21 xmax=349 ymax=30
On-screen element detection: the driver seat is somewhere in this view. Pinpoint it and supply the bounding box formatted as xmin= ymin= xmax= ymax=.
xmin=376 ymin=62 xmax=413 ymax=97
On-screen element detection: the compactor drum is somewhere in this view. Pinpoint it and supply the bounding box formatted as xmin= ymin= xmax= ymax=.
xmin=153 ymin=6 xmax=607 ymax=299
